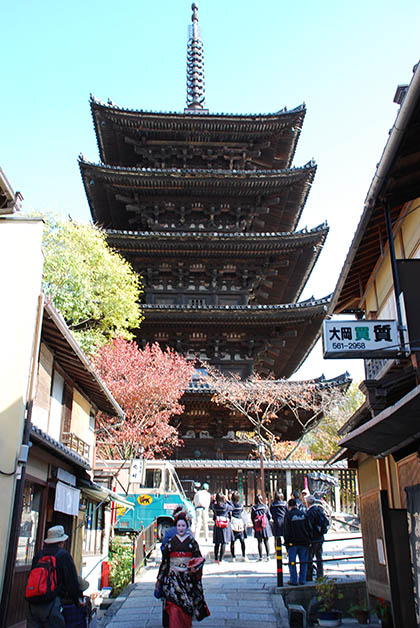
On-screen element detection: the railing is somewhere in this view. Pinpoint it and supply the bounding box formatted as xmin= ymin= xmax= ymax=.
xmin=132 ymin=518 xmax=157 ymax=582
xmin=275 ymin=535 xmax=363 ymax=587
xmin=61 ymin=431 xmax=90 ymax=460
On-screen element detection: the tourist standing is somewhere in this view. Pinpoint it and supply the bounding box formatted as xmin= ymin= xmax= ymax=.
xmin=306 ymin=494 xmax=329 ymax=581
xmin=26 ymin=525 xmax=84 ymax=628
xmin=270 ymin=491 xmax=288 ymax=540
xmin=251 ymin=494 xmax=273 ymax=561
xmin=210 ymin=493 xmax=233 ymax=564
xmin=229 ymin=491 xmax=248 ymax=562
xmin=283 ymin=498 xmax=312 ymax=585
xmin=193 ymin=482 xmax=211 ymax=542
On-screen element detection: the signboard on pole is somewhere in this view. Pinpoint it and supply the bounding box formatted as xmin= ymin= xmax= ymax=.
xmin=129 ymin=458 xmax=144 ymax=484
xmin=323 ymin=319 xmax=401 ymax=359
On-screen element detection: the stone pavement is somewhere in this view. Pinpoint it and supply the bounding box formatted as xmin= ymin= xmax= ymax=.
xmin=99 ymin=532 xmax=365 ymax=628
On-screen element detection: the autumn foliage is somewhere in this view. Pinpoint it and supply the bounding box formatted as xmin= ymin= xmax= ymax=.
xmin=202 ymin=362 xmax=346 ymax=460
xmin=93 ymin=339 xmax=195 ymax=459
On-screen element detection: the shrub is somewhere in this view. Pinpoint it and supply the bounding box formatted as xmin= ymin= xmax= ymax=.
xmin=108 ymin=537 xmax=132 ymax=597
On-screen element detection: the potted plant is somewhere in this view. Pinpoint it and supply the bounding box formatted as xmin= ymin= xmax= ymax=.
xmin=315 ymin=576 xmax=344 ymax=627
xmin=348 ymin=603 xmax=370 ymax=624
xmin=375 ymin=597 xmax=393 ymax=628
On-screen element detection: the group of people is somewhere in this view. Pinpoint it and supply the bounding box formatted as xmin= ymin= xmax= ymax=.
xmin=192 ymin=483 xmax=329 ymax=584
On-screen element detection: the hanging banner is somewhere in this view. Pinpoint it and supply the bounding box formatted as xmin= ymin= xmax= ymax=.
xmin=54 ymin=481 xmax=80 ymax=516
xmin=323 ymin=319 xmax=400 ymax=359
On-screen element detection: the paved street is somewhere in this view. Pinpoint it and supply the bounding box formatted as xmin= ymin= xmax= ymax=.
xmin=99 ymin=532 xmax=366 ymax=628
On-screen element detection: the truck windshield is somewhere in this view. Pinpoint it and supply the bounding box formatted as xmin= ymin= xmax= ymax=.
xmin=170 ymin=470 xmax=186 ymax=498
xmin=144 ymin=469 xmax=162 ymax=489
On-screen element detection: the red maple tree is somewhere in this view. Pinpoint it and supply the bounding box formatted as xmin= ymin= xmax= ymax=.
xmin=93 ymin=338 xmax=195 ymax=459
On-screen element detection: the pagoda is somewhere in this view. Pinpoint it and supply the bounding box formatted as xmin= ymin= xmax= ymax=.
xmin=80 ymin=3 xmax=333 ymax=461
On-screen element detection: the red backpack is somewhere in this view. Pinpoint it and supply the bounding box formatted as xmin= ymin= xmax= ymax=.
xmin=25 ymin=551 xmax=62 ymax=604
xmin=254 ymin=513 xmax=267 ymax=532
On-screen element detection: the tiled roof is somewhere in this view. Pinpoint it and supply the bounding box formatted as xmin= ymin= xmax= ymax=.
xmin=141 ymin=295 xmax=330 ymax=314
xmin=90 ymin=93 xmax=306 ymax=122
xmin=171 ymin=459 xmax=348 ymax=470
xmin=79 ymin=157 xmax=316 ymax=183
xmin=105 ymin=223 xmax=328 ymax=245
xmin=185 ymin=370 xmax=351 ymax=393
xmin=30 ymin=424 xmax=90 ymax=470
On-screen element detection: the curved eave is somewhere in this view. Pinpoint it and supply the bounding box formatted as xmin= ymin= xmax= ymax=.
xmin=105 ymin=224 xmax=328 ymax=250
xmin=80 ymin=159 xmax=316 ymax=231
xmin=332 ymin=61 xmax=420 ymax=315
xmin=139 ymin=298 xmax=329 ymax=321
xmin=42 ymin=302 xmax=124 ymax=418
xmin=90 ymin=97 xmax=306 ymax=170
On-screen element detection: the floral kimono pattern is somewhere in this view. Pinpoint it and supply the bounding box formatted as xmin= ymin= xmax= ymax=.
xmin=158 ymin=534 xmax=209 ymax=625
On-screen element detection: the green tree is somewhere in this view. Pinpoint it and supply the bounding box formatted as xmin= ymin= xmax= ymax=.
xmin=39 ymin=213 xmax=143 ymax=352
xmin=304 ymin=381 xmax=364 ymax=459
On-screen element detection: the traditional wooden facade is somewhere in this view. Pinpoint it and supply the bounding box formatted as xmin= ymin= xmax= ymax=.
xmin=80 ymin=4 xmax=332 ymax=459
xmin=332 ymin=61 xmax=420 ymax=627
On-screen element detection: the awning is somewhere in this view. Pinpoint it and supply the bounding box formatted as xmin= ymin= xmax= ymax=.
xmin=339 ymin=384 xmax=420 ymax=456
xmin=79 ymin=482 xmax=134 ymax=509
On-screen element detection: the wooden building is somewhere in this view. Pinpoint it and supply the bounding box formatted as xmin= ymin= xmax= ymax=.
xmin=80 ymin=4 xmax=336 ymax=461
xmin=332 ymin=61 xmax=420 ymax=627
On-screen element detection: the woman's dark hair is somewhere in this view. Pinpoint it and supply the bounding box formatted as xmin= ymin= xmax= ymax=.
xmin=288 ymin=498 xmax=296 ymax=508
xmin=175 ymin=513 xmax=188 ymax=526
xmin=231 ymin=491 xmax=241 ymax=505
xmin=216 ymin=492 xmax=226 ymax=505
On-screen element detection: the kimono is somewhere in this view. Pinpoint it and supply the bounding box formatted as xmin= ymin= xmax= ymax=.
xmin=157 ymin=534 xmax=209 ymax=627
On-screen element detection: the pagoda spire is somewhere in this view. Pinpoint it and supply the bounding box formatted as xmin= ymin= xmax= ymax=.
xmin=185 ymin=3 xmax=207 ymax=112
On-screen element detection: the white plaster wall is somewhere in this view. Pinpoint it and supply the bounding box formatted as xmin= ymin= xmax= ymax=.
xmin=0 ymin=216 xmax=44 ymax=591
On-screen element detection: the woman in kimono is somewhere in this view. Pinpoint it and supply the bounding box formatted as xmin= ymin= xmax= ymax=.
xmin=156 ymin=514 xmax=209 ymax=627
xmin=251 ymin=493 xmax=273 ymax=561
xmin=210 ymin=493 xmax=233 ymax=564
xmin=229 ymin=491 xmax=248 ymax=561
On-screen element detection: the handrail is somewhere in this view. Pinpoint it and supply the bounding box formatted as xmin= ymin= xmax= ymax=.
xmin=276 ymin=534 xmax=363 ymax=587
xmin=131 ymin=518 xmax=157 ymax=582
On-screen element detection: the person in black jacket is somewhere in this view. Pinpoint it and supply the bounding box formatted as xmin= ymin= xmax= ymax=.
xmin=306 ymin=495 xmax=327 ymax=581
xmin=210 ymin=493 xmax=233 ymax=563
xmin=251 ymin=494 xmax=273 ymax=561
xmin=270 ymin=491 xmax=288 ymax=540
xmin=26 ymin=525 xmax=83 ymax=628
xmin=229 ymin=491 xmax=248 ymax=562
xmin=283 ymin=498 xmax=312 ymax=585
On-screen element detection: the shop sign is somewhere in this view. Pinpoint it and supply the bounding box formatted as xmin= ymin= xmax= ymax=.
xmin=323 ymin=319 xmax=400 ymax=359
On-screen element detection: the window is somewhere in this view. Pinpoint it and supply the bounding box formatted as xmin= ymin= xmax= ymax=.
xmin=188 ymin=298 xmax=206 ymax=306
xmin=83 ymin=501 xmax=105 ymax=555
xmin=16 ymin=482 xmax=43 ymax=566
xmin=144 ymin=468 xmax=162 ymax=489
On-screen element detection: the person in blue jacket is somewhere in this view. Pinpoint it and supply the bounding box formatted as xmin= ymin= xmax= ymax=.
xmin=283 ymin=498 xmax=312 ymax=585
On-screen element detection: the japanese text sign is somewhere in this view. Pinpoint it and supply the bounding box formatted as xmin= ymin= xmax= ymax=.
xmin=323 ymin=319 xmax=400 ymax=359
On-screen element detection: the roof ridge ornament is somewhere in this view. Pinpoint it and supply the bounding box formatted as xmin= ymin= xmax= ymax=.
xmin=185 ymin=3 xmax=208 ymax=113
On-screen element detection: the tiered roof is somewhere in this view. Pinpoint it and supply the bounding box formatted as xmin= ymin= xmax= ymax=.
xmin=80 ymin=3 xmax=329 ymax=386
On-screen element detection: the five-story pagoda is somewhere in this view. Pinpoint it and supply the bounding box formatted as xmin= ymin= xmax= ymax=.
xmin=80 ymin=4 xmax=333 ymax=460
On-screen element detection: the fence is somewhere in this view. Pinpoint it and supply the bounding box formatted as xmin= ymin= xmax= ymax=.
xmin=275 ymin=534 xmax=364 ymax=587
xmin=132 ymin=518 xmax=157 ymax=582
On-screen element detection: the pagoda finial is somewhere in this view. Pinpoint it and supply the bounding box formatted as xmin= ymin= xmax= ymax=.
xmin=186 ymin=3 xmax=207 ymax=111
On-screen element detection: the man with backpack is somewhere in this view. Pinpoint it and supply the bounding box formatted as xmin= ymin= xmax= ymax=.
xmin=306 ymin=494 xmax=329 ymax=581
xmin=26 ymin=525 xmax=84 ymax=627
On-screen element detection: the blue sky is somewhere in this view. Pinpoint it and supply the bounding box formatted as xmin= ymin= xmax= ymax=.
xmin=3 ymin=0 xmax=420 ymax=381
